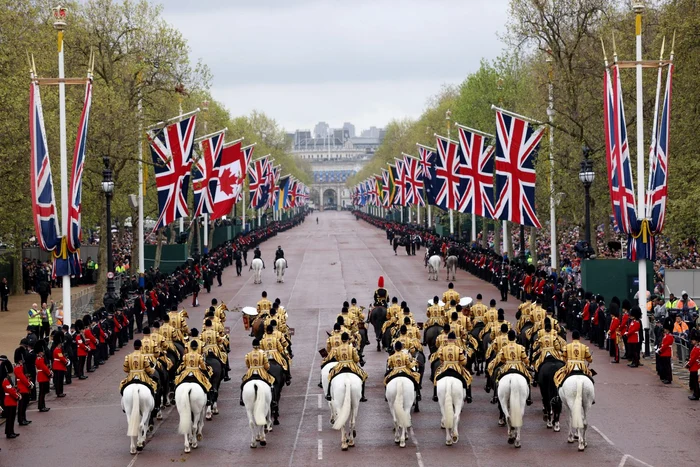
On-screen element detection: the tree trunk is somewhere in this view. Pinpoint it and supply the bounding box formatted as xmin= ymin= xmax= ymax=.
xmin=493 ymin=220 xmax=501 ymax=256
xmin=93 ymin=208 xmax=108 ymax=309
xmin=130 ymin=208 xmax=139 ymax=273
xmin=505 ymin=222 xmax=513 ymax=259
xmin=154 ymin=228 xmax=164 ymax=269
xmin=187 ymin=218 xmax=196 ymax=255
xmin=529 ymin=226 xmax=537 ymax=265
xmin=11 ymin=243 xmax=23 ymax=295
xmin=481 ymin=219 xmax=488 ymax=249
xmin=208 ymin=220 xmax=215 ymax=250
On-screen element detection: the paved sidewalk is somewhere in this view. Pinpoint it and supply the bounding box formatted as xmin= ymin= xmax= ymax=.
xmin=0 ymin=285 xmax=94 ymax=357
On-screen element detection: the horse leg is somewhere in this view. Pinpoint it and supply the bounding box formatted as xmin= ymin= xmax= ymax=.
xmin=249 ymin=420 xmax=258 ymax=448
xmin=130 ymin=435 xmax=137 ymax=455
xmin=341 ymin=424 xmax=348 ymax=451
xmin=498 ymin=402 xmax=506 ymax=427
xmin=514 ymin=426 xmax=521 ymax=448
xmin=184 ymin=431 xmax=191 ymax=453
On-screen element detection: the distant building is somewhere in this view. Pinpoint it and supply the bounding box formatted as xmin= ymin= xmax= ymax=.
xmin=343 ymin=122 xmax=356 ymax=138
xmin=314 ymin=121 xmax=329 ymax=139
xmin=361 ymin=126 xmax=381 ymax=138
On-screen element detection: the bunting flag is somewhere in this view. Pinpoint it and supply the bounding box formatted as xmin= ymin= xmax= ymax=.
xmin=66 ymin=80 xmax=93 ymax=253
xmin=393 ymin=158 xmax=406 ymax=206
xmin=211 ymin=139 xmax=244 ymax=221
xmin=29 ymin=80 xmax=60 ymax=251
xmin=433 ymin=135 xmax=467 ymax=212
xmin=492 ymin=110 xmax=544 ymax=228
xmin=456 ymin=125 xmax=495 ymax=218
xmin=375 ymin=174 xmax=385 ymax=207
xmin=275 ymin=175 xmax=290 ymax=211
xmin=193 ymin=131 xmax=225 ymax=217
xmin=418 ymin=145 xmax=437 ymax=206
xmin=147 ymin=114 xmax=197 ymax=230
xmin=286 ymin=178 xmax=297 ymax=208
xmin=403 ymin=155 xmax=424 ymax=207
xmin=381 ymin=168 xmax=392 ymax=207
xmin=268 ymin=165 xmax=281 ymax=210
xmin=249 ymin=156 xmax=270 ymax=209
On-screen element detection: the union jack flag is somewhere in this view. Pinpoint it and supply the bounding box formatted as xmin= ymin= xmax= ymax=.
xmin=604 ymin=64 xmax=637 ymax=235
xmin=403 ymin=155 xmax=424 ymax=207
xmin=249 ymin=156 xmax=270 ymax=209
xmin=646 ymin=63 xmax=672 ymax=235
xmin=268 ymin=165 xmax=281 ymax=209
xmin=29 ymin=80 xmax=60 ymax=251
xmin=193 ymin=131 xmax=225 ymax=217
xmin=147 ymin=115 xmax=197 ymax=230
xmin=393 ymin=158 xmax=406 ymax=206
xmin=418 ymin=145 xmax=437 ymax=205
xmin=433 ymin=135 xmax=467 ymax=212
xmin=493 ymin=110 xmax=544 ymax=228
xmin=369 ymin=178 xmax=379 ymax=206
xmin=66 ymin=80 xmax=93 ymax=252
xmin=456 ymin=125 xmax=495 ymax=218
xmin=381 ymin=168 xmax=391 ymax=207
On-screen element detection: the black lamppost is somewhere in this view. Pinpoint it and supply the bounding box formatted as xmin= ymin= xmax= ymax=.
xmin=579 ymin=145 xmax=595 ymax=248
xmin=102 ymin=156 xmax=117 ymax=313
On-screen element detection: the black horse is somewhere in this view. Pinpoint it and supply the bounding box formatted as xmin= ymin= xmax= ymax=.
xmin=268 ymin=360 xmax=285 ymax=425
xmin=537 ymin=357 xmax=565 ymax=430
xmin=368 ymin=306 xmax=387 ymax=351
xmin=423 ymin=324 xmax=443 ymax=355
xmin=470 ymin=322 xmax=486 ymax=375
xmin=205 ymin=353 xmax=223 ymax=417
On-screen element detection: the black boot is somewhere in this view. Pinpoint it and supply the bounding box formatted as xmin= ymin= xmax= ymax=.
xmin=416 ymin=388 xmax=422 ymax=401
xmin=526 ymin=386 xmax=533 ymax=406
xmin=360 ymin=382 xmax=367 ymax=402
xmin=326 ymin=384 xmax=332 ymax=401
xmin=465 ymin=385 xmax=472 ymax=404
xmin=432 ymin=386 xmax=438 ymax=402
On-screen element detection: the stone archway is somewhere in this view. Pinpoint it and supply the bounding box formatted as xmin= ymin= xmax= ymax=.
xmin=322 ymin=188 xmax=338 ymax=211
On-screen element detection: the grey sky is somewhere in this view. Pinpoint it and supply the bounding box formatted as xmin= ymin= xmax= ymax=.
xmin=158 ymin=0 xmax=510 ymax=132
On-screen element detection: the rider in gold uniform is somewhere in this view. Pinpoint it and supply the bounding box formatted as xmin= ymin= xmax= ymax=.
xmin=430 ymin=332 xmax=473 ymax=403
xmin=325 ymin=333 xmax=368 ymax=402
xmin=383 ymin=297 xmax=402 ymax=334
xmin=485 ymin=323 xmax=511 ymax=393
xmin=349 ymin=298 xmax=366 ymax=323
xmin=448 ymin=311 xmax=468 ymax=343
xmin=119 ymin=340 xmax=157 ymax=394
xmin=489 ymin=309 xmax=512 ymax=340
xmin=488 ymin=330 xmax=532 ymax=405
xmin=188 ymin=328 xmax=205 ymax=355
xmin=240 ymin=339 xmax=275 ymax=406
xmin=442 ymin=282 xmax=460 ymax=306
xmin=385 ymin=341 xmax=421 ymax=400
xmin=532 ymin=319 xmax=565 ymax=383
xmin=426 ymin=296 xmax=445 ymax=328
xmin=393 ymin=324 xmax=423 ymax=356
xmin=553 ymin=330 xmax=593 ymax=388
xmin=515 ymin=299 xmax=533 ymax=333
xmin=174 ymin=341 xmax=212 ymax=395
xmin=260 ymin=324 xmax=291 ymax=385
xmin=455 ymin=305 xmax=472 ymax=332
xmin=480 ymin=300 xmax=499 ymax=339
xmin=471 ymin=294 xmax=487 ymax=324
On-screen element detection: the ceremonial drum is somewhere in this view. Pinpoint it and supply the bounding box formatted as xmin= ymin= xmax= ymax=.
xmin=241 ymin=306 xmax=258 ymax=330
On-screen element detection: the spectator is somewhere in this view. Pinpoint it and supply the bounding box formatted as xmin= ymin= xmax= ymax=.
xmin=0 ymin=277 xmax=9 ymax=311
xmin=676 ymin=291 xmax=698 ymax=326
xmin=673 ymin=315 xmax=689 ymax=342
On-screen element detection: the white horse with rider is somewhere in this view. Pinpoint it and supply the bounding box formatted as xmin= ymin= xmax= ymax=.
xmin=437 ymin=376 xmax=464 ymax=446
xmin=121 ymin=383 xmax=155 ymax=454
xmin=497 ymin=373 xmax=528 ymax=448
xmin=445 ymin=255 xmax=458 ymax=281
xmin=330 ymin=372 xmax=362 ymax=451
xmin=275 ymin=258 xmax=287 ymax=283
xmin=559 ymin=375 xmax=595 ymax=451
xmin=175 ymin=382 xmax=208 ymax=453
xmin=386 ymin=376 xmax=415 ymax=448
xmin=427 ymin=255 xmax=441 ymax=281
xmin=242 ymin=379 xmax=273 ymax=448
xmin=251 ymin=258 xmax=264 ymax=284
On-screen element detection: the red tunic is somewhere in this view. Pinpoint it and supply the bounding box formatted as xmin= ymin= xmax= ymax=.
xmin=608 ymin=316 xmax=620 ymax=340
xmin=76 ymin=333 xmax=89 ymax=357
xmin=14 ymin=365 xmax=31 ymax=394
xmin=582 ymin=303 xmax=590 ymax=321
xmin=687 ymin=346 xmax=700 ymax=372
xmin=36 ymin=358 xmax=51 ymax=383
xmin=658 ymin=333 xmax=674 ymax=357
xmin=84 ymin=329 xmax=98 ymax=350
xmin=3 ymin=377 xmax=20 ymax=407
xmin=620 ymin=313 xmax=630 ymax=334
xmin=53 ymin=347 xmax=69 ymax=372
xmin=626 ymin=320 xmax=641 ymax=344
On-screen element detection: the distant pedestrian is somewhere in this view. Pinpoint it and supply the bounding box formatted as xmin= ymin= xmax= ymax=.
xmin=0 ymin=278 xmax=9 ymax=311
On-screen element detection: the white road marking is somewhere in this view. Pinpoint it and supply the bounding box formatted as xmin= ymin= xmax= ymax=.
xmin=591 ymin=425 xmax=615 ymax=446
xmin=416 ymin=453 xmax=425 ymax=467
xmin=317 ymin=439 xmax=323 ymax=460
xmin=619 ymin=454 xmax=655 ymax=467
xmin=126 ymin=404 xmax=176 ymax=467
xmin=317 ymin=393 xmax=322 ymax=409
xmin=317 ymin=414 xmax=322 ymax=432
xmin=355 ymin=235 xmax=405 ymax=302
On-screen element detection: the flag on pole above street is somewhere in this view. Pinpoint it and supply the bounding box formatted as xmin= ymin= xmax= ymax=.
xmin=211 ymin=139 xmax=244 ymax=221
xmin=456 ymin=124 xmax=495 ymax=218
xmin=193 ymin=130 xmax=225 ymax=217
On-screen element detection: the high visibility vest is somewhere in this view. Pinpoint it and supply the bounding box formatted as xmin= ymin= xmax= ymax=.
xmin=28 ymin=309 xmax=41 ymax=326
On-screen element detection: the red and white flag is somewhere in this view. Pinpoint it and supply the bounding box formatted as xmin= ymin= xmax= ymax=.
xmin=210 ymin=139 xmax=244 ymax=221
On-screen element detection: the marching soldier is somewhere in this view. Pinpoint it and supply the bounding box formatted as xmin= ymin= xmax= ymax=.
xmin=385 ymin=341 xmax=421 ymax=400
xmin=325 ymin=333 xmax=368 ymax=402
xmin=175 ymin=341 xmax=212 ymax=396
xmin=471 ymin=294 xmax=487 ymax=323
xmin=442 ymin=282 xmax=460 ymax=305
xmin=489 ymin=330 xmax=532 ymax=405
xmin=374 ymin=276 xmax=389 ymax=307
xmin=119 ymin=340 xmax=157 ymax=395
xmin=553 ymin=330 xmax=593 ymax=388
xmin=426 ymin=296 xmax=445 ymax=328
xmin=240 ymin=339 xmax=275 ymax=406
xmin=429 ymin=332 xmax=472 ymax=403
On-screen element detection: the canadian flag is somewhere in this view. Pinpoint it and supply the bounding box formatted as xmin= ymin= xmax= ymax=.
xmin=211 ymin=140 xmax=244 ymax=221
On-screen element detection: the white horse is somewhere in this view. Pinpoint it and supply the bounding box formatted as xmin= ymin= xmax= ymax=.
xmin=497 ymin=373 xmax=528 ymax=448
xmin=437 ymin=376 xmax=464 ymax=446
xmin=559 ymin=375 xmax=595 ymax=452
xmin=121 ymin=384 xmax=155 ymax=454
xmin=386 ymin=376 xmax=415 ymax=448
xmin=321 ymin=362 xmax=338 ymax=425
xmin=275 ymin=258 xmax=287 ymax=283
xmin=175 ymin=383 xmax=208 ymax=453
xmin=330 ymin=372 xmax=362 ymax=451
xmin=428 ymin=255 xmax=441 ymax=281
xmin=242 ymin=380 xmax=273 ymax=448
xmin=445 ymin=255 xmax=458 ymax=281
xmin=251 ymin=258 xmax=264 ymax=284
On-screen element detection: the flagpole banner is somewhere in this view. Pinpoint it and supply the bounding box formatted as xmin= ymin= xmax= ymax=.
xmin=492 ymin=110 xmax=544 ymax=228
xmin=434 ymin=134 xmax=467 ymax=212
xmin=456 ymin=125 xmax=495 ymax=218
xmin=275 ymin=175 xmax=290 ymax=211
xmin=210 ymin=140 xmax=243 ymax=221
xmin=147 ymin=114 xmax=197 ymax=230
xmin=29 ymin=80 xmax=60 ymax=251
xmin=193 ymin=130 xmax=225 ymax=217
xmin=402 ymin=155 xmax=424 ymax=207
xmin=381 ymin=168 xmax=391 ymax=207
xmin=249 ymin=156 xmax=270 ymax=210
xmin=387 ymin=165 xmax=397 ymax=207
xmin=235 ymin=144 xmax=255 ymax=202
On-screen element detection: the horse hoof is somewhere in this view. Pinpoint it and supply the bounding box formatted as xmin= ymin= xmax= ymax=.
xmin=578 ymin=446 xmax=585 ymax=452
xmin=136 ymin=445 xmax=143 ymax=452
xmin=192 ymin=443 xmax=198 ymax=449
xmin=400 ymin=440 xmax=406 ymax=448
xmin=515 ymin=442 xmax=521 ymax=448
xmin=273 ymin=419 xmax=280 ymax=426
xmin=498 ymin=419 xmax=506 ymax=427
xmin=184 ymin=447 xmax=191 ymax=454
xmin=330 ymin=418 xmax=335 ymax=425
xmin=452 ymin=435 xmax=458 ymax=443
xmin=260 ymin=440 xmax=267 ymax=447
xmin=148 ymin=424 xmax=154 ymax=432
xmin=352 ymin=430 xmax=356 ymax=438
xmin=197 ymin=433 xmax=202 ymax=441
xmin=553 ymin=423 xmax=560 ymax=432
xmin=206 ymin=415 xmax=212 ymax=421
xmin=130 ymin=448 xmax=137 ymax=455
xmin=546 ymin=422 xmax=553 ymax=429
xmin=213 ymin=408 xmax=219 ymax=415
xmin=446 ymin=440 xmax=452 ymax=446
xmin=414 ymin=405 xmax=420 ymax=413
xmin=507 ymin=437 xmax=515 ymax=445
xmin=342 ymin=446 xmax=348 ymax=451
xmin=156 ymin=413 xmax=163 ymax=421
xmin=440 ymin=422 xmax=445 ymax=429
xmin=567 ymin=437 xmax=574 ymax=444
xmin=250 ymin=443 xmax=257 ymax=449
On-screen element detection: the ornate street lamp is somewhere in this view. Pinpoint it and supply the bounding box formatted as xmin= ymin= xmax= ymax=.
xmin=102 ymin=156 xmax=117 ymax=313
xmin=578 ymin=145 xmax=595 ymax=247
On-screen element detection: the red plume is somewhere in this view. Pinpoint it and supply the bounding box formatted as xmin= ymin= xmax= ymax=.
xmin=378 ymin=276 xmax=384 ymax=288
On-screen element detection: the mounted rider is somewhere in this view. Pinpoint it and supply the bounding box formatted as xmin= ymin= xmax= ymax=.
xmin=174 ymin=340 xmax=212 ymax=395
xmin=260 ymin=325 xmax=291 ymax=386
xmin=382 ymin=297 xmax=402 ymax=334
xmin=338 ymin=303 xmax=358 ymax=333
xmin=553 ymin=330 xmax=593 ymax=388
xmin=485 ymin=323 xmax=511 ymax=392
xmin=531 ymin=319 xmax=565 ymax=376
xmin=454 ymin=304 xmax=472 ymax=332
xmin=348 ymin=298 xmax=366 ymax=324
xmin=442 ymin=283 xmax=460 ymax=306
xmin=385 ymin=341 xmax=421 ymax=400
xmin=374 ymin=276 xmax=389 ymax=307
xmin=480 ymin=303 xmax=501 ymax=339
xmin=119 ymin=339 xmax=157 ymax=396
xmin=274 ymin=246 xmax=287 ymax=270
xmin=471 ymin=294 xmax=487 ymax=324
xmin=188 ymin=328 xmax=205 ymax=355
xmin=515 ymin=298 xmax=533 ymax=333
xmin=240 ymin=339 xmax=275 ymax=406
xmin=488 ymin=330 xmax=533 ymax=405
xmin=257 ymin=291 xmax=273 ymax=316
xmin=202 ymin=319 xmax=228 ymax=374
xmin=160 ymin=314 xmax=185 ymax=353
xmin=488 ymin=309 xmax=512 ymax=341
xmin=252 ymin=246 xmax=264 ymax=269
xmin=426 ymin=296 xmax=445 ymax=328
xmin=393 ymin=324 xmax=422 ymax=356
xmin=325 ymin=332 xmax=368 ymax=402
xmin=168 ymin=309 xmax=191 ymax=337
xmin=430 ymin=332 xmax=473 ymax=403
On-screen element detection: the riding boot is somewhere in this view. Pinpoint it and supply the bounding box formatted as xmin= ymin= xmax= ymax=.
xmin=526 ymin=386 xmax=533 ymax=406
xmin=432 ymin=386 xmax=438 ymax=402
xmin=360 ymin=382 xmax=367 ymax=402
xmin=465 ymin=385 xmax=472 ymax=404
xmin=326 ymin=383 xmax=332 ymax=401
xmin=416 ymin=387 xmax=422 ymax=401
xmin=239 ymin=382 xmax=244 ymax=406
xmin=485 ymin=375 xmax=492 ymax=393
xmin=285 ymin=370 xmax=292 ymax=386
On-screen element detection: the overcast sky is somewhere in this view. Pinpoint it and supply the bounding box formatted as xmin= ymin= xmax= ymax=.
xmin=158 ymin=0 xmax=510 ymax=133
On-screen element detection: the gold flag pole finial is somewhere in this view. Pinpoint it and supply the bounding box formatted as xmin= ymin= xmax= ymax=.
xmin=612 ymin=32 xmax=618 ymax=62
xmin=659 ymin=36 xmax=666 ymax=63
xmin=670 ymin=30 xmax=676 ymax=59
xmin=601 ymin=38 xmax=608 ymax=64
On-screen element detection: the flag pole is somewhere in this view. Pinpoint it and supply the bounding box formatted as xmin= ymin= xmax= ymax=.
xmin=446 ymin=109 xmax=454 ymax=236
xmin=178 ymin=99 xmax=185 ymax=237
xmin=53 ymin=6 xmax=72 ymax=325
xmin=547 ymin=49 xmax=558 ymax=271
xmin=137 ymin=76 xmax=145 ymax=281
xmin=633 ymin=2 xmax=649 ymax=339
xmin=201 ymin=100 xmax=209 ymax=254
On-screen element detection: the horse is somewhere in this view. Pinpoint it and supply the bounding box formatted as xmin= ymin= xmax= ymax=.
xmin=204 ymin=354 xmax=223 ymax=420
xmin=175 ymin=382 xmax=208 ymax=453
xmin=445 ymin=255 xmax=458 ymax=281
xmin=321 ymin=362 xmax=338 ymax=425
xmin=428 ymin=255 xmax=441 ymax=281
xmin=275 ymin=258 xmax=287 ymax=283
xmin=385 ymin=376 xmax=414 ymax=448
xmin=559 ymin=375 xmax=595 ymax=451
xmin=436 ymin=376 xmax=464 ymax=446
xmin=518 ymin=322 xmax=534 ymax=354
xmin=423 ymin=324 xmax=443 ymax=356
xmin=242 ymin=379 xmax=273 ymax=448
xmin=368 ymin=306 xmax=387 ymax=351
xmin=267 ymin=360 xmax=286 ymax=425
xmin=121 ymin=384 xmax=155 ymax=454
xmin=330 ymin=372 xmax=362 ymax=451
xmin=537 ymin=358 xmax=565 ymax=431
xmin=251 ymin=258 xmax=264 ymax=284
xmin=497 ymin=373 xmax=528 ymax=448
xmin=470 ymin=323 xmax=485 ymax=375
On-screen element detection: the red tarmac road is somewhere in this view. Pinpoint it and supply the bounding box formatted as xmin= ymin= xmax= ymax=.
xmin=2 ymin=211 xmax=698 ymax=466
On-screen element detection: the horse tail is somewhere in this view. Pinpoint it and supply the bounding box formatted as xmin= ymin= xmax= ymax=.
xmin=393 ymin=378 xmax=410 ymax=429
xmin=333 ymin=378 xmax=353 ymax=430
xmin=571 ymin=378 xmax=584 ymax=429
xmin=443 ymin=379 xmax=454 ymax=430
xmin=509 ymin=376 xmax=523 ymax=428
xmin=177 ymin=387 xmax=192 ymax=435
xmin=127 ymin=386 xmax=141 ymax=437
xmin=253 ymin=383 xmax=268 ymax=426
